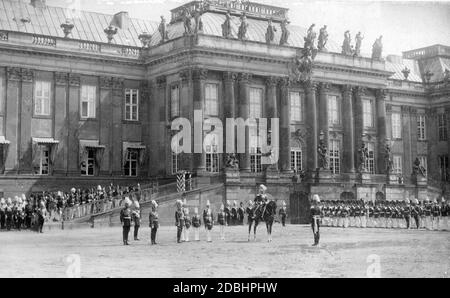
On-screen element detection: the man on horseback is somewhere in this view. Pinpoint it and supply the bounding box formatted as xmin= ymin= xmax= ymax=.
xmin=254 ymin=185 xmax=269 ymax=219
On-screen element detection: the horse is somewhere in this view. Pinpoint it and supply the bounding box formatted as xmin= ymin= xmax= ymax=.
xmin=248 ymin=200 xmax=277 ymax=242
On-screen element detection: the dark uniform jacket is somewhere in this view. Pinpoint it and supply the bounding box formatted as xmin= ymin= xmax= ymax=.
xmin=217 ymin=212 xmax=226 ymax=225
xmin=192 ymin=215 xmax=201 ymax=228
xmin=120 ymin=208 xmax=132 ymax=227
xmin=203 ymin=209 xmax=214 ymax=228
xmin=175 ymin=210 xmax=185 ymax=228
xmin=149 ymin=210 xmax=159 ymax=229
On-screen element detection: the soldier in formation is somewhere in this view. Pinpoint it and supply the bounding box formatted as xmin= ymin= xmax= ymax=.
xmin=192 ymin=207 xmax=201 ymax=242
xmin=149 ymin=200 xmax=159 ymax=245
xmin=120 ymin=198 xmax=132 ymax=245
xmin=218 ymin=204 xmax=227 ymax=240
xmin=203 ymin=200 xmax=214 ymax=243
xmin=175 ymin=200 xmax=185 ymax=244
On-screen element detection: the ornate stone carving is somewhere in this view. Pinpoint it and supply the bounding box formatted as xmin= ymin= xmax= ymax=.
xmin=112 ymin=77 xmax=124 ymax=90
xmin=290 ymin=24 xmax=318 ymax=84
xmin=21 ymin=69 xmax=34 ymax=82
xmin=302 ymin=80 xmax=318 ymax=94
xmin=265 ymin=76 xmax=278 ymax=88
xmin=55 ymin=72 xmax=69 ymax=86
xmin=158 ymin=16 xmax=169 ymax=44
xmin=192 ymin=68 xmax=208 ymax=81
xmin=225 ymin=153 xmax=239 ymax=169
xmin=384 ymin=141 xmax=393 ymax=174
xmin=138 ymin=32 xmax=152 ymax=48
xmin=317 ymin=25 xmax=328 ymax=52
xmin=279 ymin=77 xmax=291 ymax=89
xmin=265 ymin=19 xmax=277 ymax=44
xmin=319 ymin=82 xmax=332 ymax=93
xmin=354 ymin=86 xmax=367 ymax=97
xmin=104 ymin=26 xmax=118 ymax=43
xmin=100 ymin=77 xmax=113 ymax=89
xmin=156 ymin=76 xmax=167 ymax=88
xmin=355 ymin=32 xmax=364 ymax=57
xmin=358 ymin=142 xmax=369 ymax=172
xmin=372 ymin=35 xmax=383 ymax=60
xmin=238 ymin=73 xmax=252 ymax=84
xmin=182 ymin=7 xmax=193 ymax=36
xmin=412 ymin=157 xmax=427 ymax=177
xmin=342 ymin=84 xmax=353 ymax=96
xmin=68 ymin=74 xmax=80 ymax=87
xmin=375 ymin=89 xmax=388 ymax=100
xmin=402 ymin=67 xmax=410 ymax=80
xmin=7 ymin=67 xmax=22 ymax=81
xmin=0 ymin=31 xmax=8 ymax=41
xmin=385 ymin=104 xmax=393 ymax=113
xmin=279 ymin=19 xmax=290 ymax=46
xmin=179 ymin=69 xmax=191 ymax=84
xmin=342 ymin=30 xmax=353 ymax=56
xmin=237 ymin=13 xmax=249 ymax=40
xmin=317 ymin=131 xmax=330 ymax=170
xmin=222 ymin=10 xmax=233 ymax=39
xmin=60 ymin=20 xmax=74 ymax=38
xmin=223 ymin=72 xmax=237 ymax=83
xmin=194 ymin=7 xmax=204 ymax=34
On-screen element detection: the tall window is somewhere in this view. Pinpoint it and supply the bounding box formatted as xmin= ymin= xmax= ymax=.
xmin=391 ymin=113 xmax=402 ymax=139
xmin=124 ymin=149 xmax=138 ymax=177
xmin=0 ymin=76 xmax=4 ymax=114
xmin=34 ymin=81 xmax=51 ymax=116
xmin=438 ymin=155 xmax=449 ymax=182
xmin=205 ymin=142 xmax=219 ymax=173
xmin=290 ymin=92 xmax=303 ymax=122
xmin=249 ymin=88 xmax=263 ymax=119
xmin=417 ymin=115 xmax=426 ymax=141
xmin=365 ymin=143 xmax=375 ymax=174
xmin=328 ymin=95 xmax=340 ymax=125
xmin=172 ymin=153 xmax=179 ymax=175
xmin=125 ymin=89 xmax=139 ymax=121
xmin=250 ymin=147 xmax=262 ymax=173
xmin=81 ymin=148 xmax=95 ymax=176
xmin=419 ymin=156 xmax=428 ymax=177
xmin=170 ymin=85 xmax=180 ymax=119
xmin=438 ymin=114 xmax=448 ymax=142
xmin=291 ymin=147 xmax=303 ymax=173
xmin=205 ymin=83 xmax=219 ymax=116
xmin=393 ymin=155 xmax=403 ymax=174
xmin=81 ymin=85 xmax=96 ymax=119
xmin=35 ymin=145 xmax=49 ymax=175
xmin=329 ymin=140 xmax=341 ymax=174
xmin=362 ymin=99 xmax=374 ymax=128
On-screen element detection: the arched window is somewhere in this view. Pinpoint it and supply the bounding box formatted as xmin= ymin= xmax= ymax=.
xmin=291 ymin=140 xmax=303 ymax=173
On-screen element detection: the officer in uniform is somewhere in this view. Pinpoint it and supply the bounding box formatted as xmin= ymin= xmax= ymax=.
xmin=14 ymin=197 xmax=25 ymax=231
xmin=202 ymin=200 xmax=214 ymax=242
xmin=175 ymin=200 xmax=185 ymax=243
xmin=254 ymin=185 xmax=268 ymax=219
xmin=424 ymin=198 xmax=432 ymax=230
xmin=238 ymin=202 xmax=245 ymax=225
xmin=5 ymin=198 xmax=13 ymax=231
xmin=279 ymin=201 xmax=288 ymax=227
xmin=149 ymin=200 xmax=159 ymax=245
xmin=218 ymin=204 xmax=226 ymax=240
xmin=184 ymin=207 xmax=191 ymax=242
xmin=231 ymin=201 xmax=238 ymax=226
xmin=132 ymin=197 xmax=141 ymax=241
xmin=311 ymin=195 xmax=322 ymax=247
xmin=0 ymin=198 xmax=6 ymax=230
xmin=120 ymin=199 xmax=132 ymax=245
xmin=404 ymin=199 xmax=412 ymax=229
xmin=224 ymin=201 xmax=231 ymax=226
xmin=432 ymin=199 xmax=441 ymax=231
xmin=36 ymin=200 xmax=47 ymax=233
xmin=411 ymin=199 xmax=421 ymax=229
xmin=192 ymin=207 xmax=202 ymax=241
xmin=442 ymin=198 xmax=448 ymax=231
xmin=343 ymin=202 xmax=350 ymax=228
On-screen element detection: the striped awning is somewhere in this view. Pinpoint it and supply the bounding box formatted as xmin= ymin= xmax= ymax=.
xmin=0 ymin=136 xmax=10 ymax=145
xmin=80 ymin=140 xmax=106 ymax=149
xmin=32 ymin=138 xmax=59 ymax=145
xmin=123 ymin=142 xmax=146 ymax=150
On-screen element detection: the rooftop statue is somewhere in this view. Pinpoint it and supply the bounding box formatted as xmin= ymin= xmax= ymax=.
xmin=194 ymin=7 xmax=204 ymax=33
xmin=317 ymin=25 xmax=328 ymax=52
xmin=279 ymin=19 xmax=290 ymax=46
xmin=291 ymin=23 xmax=318 ymax=83
xmin=158 ymin=16 xmax=169 ymax=44
xmin=238 ymin=13 xmax=249 ymax=40
xmin=342 ymin=30 xmax=353 ymax=55
xmin=372 ymin=35 xmax=383 ymax=60
xmin=304 ymin=24 xmax=317 ymax=50
xmin=354 ymin=31 xmax=364 ymax=57
xmin=183 ymin=8 xmax=193 ymax=35
xmin=222 ymin=11 xmax=233 ymax=38
xmin=265 ymin=19 xmax=277 ymax=44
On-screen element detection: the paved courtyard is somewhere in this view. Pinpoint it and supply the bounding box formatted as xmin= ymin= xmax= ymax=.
xmin=0 ymin=224 xmax=448 ymax=278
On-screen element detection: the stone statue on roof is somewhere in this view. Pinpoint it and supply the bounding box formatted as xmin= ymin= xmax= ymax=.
xmin=265 ymin=19 xmax=277 ymax=44
xmin=222 ymin=10 xmax=233 ymax=38
xmin=317 ymin=25 xmax=328 ymax=52
xmin=279 ymin=19 xmax=290 ymax=46
xmin=354 ymin=31 xmax=364 ymax=57
xmin=342 ymin=30 xmax=352 ymax=55
xmin=194 ymin=7 xmax=204 ymax=33
xmin=183 ymin=8 xmax=193 ymax=35
xmin=238 ymin=13 xmax=249 ymax=40
xmin=304 ymin=24 xmax=317 ymax=50
xmin=372 ymin=35 xmax=383 ymax=60
xmin=158 ymin=16 xmax=169 ymax=44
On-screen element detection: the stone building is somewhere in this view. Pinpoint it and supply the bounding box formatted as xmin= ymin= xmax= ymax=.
xmin=0 ymin=0 xmax=449 ymax=221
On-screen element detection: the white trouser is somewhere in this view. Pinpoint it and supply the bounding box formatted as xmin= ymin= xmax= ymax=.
xmin=206 ymin=229 xmax=212 ymax=242
xmin=183 ymin=228 xmax=190 ymax=242
xmin=194 ymin=227 xmax=200 ymax=241
xmin=219 ymin=225 xmax=225 ymax=240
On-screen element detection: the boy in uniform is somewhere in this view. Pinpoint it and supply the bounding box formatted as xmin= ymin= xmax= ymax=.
xmin=149 ymin=200 xmax=159 ymax=245
xmin=192 ymin=207 xmax=202 ymax=241
xmin=120 ymin=199 xmax=132 ymax=245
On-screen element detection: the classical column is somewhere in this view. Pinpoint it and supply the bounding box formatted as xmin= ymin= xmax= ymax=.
xmin=375 ymin=89 xmax=388 ymax=174
xmin=238 ymin=73 xmax=251 ymax=173
xmin=67 ymin=74 xmax=81 ymax=175
xmin=266 ymin=76 xmax=279 ymax=172
xmin=155 ymin=76 xmax=166 ymax=176
xmin=99 ymin=76 xmax=113 ymax=176
xmin=5 ymin=67 xmax=21 ymax=172
xmin=354 ymin=86 xmax=367 ymax=171
xmin=193 ymin=68 xmax=208 ymax=173
xmin=54 ymin=72 xmax=69 ymax=175
xmin=112 ymin=78 xmax=124 ymax=176
xmin=223 ymin=72 xmax=237 ymax=161
xmin=18 ymin=68 xmax=34 ymax=174
xmin=402 ymin=106 xmax=413 ymax=179
xmin=279 ymin=77 xmax=292 ymax=173
xmin=318 ymin=82 xmax=331 ymax=147
xmin=304 ymin=81 xmax=318 ymax=171
xmin=341 ymin=85 xmax=356 ymax=173
xmin=139 ymin=80 xmax=151 ymax=177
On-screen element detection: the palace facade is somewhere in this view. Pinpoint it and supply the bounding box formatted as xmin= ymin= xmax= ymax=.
xmin=0 ymin=0 xmax=449 ymax=219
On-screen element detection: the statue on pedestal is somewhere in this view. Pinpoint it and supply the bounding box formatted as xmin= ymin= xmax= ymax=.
xmin=317 ymin=139 xmax=330 ymax=170
xmin=158 ymin=16 xmax=169 ymax=44
xmin=279 ymin=19 xmax=290 ymax=46
xmin=412 ymin=158 xmax=427 ymax=177
xmin=194 ymin=7 xmax=204 ymax=33
xmin=342 ymin=30 xmax=352 ymax=55
xmin=304 ymin=24 xmax=317 ymax=50
xmin=182 ymin=8 xmax=193 ymax=35
xmin=238 ymin=13 xmax=249 ymax=40
xmin=265 ymin=19 xmax=277 ymax=44
xmin=372 ymin=35 xmax=383 ymax=60
xmin=226 ymin=154 xmax=239 ymax=170
xmin=358 ymin=143 xmax=369 ymax=172
xmin=318 ymin=25 xmax=328 ymax=52
xmin=384 ymin=142 xmax=393 ymax=174
xmin=354 ymin=31 xmax=364 ymax=57
xmin=222 ymin=11 xmax=233 ymax=38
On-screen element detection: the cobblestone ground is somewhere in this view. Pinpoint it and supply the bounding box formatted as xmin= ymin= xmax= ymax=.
xmin=0 ymin=224 xmax=448 ymax=278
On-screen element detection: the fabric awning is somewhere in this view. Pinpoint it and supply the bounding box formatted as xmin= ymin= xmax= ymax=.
xmin=80 ymin=140 xmax=106 ymax=149
xmin=0 ymin=136 xmax=10 ymax=145
xmin=32 ymin=137 xmax=60 ymax=145
xmin=123 ymin=142 xmax=146 ymax=150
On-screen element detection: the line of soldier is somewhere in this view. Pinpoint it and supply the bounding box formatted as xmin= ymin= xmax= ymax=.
xmin=0 ymin=195 xmax=47 ymax=233
xmin=320 ymin=198 xmax=449 ymax=231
